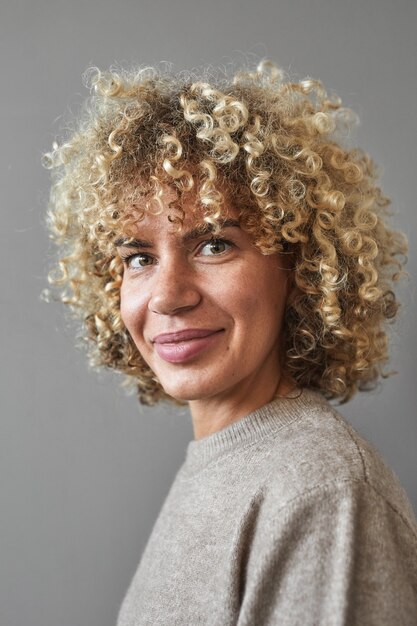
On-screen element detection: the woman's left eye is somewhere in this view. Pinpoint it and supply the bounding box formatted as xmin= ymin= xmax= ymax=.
xmin=198 ymin=239 xmax=232 ymax=257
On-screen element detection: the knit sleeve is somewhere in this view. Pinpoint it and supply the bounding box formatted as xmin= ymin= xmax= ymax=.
xmin=237 ymin=480 xmax=417 ymax=626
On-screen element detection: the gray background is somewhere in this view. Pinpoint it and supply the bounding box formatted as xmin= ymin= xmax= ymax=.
xmin=1 ymin=1 xmax=416 ymax=625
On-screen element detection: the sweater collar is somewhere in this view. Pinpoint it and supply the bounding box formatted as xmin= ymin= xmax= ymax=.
xmin=182 ymin=388 xmax=325 ymax=475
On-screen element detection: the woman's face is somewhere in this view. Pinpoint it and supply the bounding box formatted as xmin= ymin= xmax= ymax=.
xmin=118 ymin=194 xmax=291 ymax=408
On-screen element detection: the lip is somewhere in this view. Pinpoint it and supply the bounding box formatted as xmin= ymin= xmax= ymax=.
xmin=152 ymin=328 xmax=224 ymax=364
xmin=153 ymin=328 xmax=223 ymax=344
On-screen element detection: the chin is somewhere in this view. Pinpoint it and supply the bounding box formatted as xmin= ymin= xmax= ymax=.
xmin=163 ymin=386 xmax=207 ymax=403
xmin=160 ymin=377 xmax=218 ymax=403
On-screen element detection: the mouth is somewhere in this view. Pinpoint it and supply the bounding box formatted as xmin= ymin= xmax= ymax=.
xmin=152 ymin=328 xmax=223 ymax=344
xmin=152 ymin=328 xmax=224 ymax=363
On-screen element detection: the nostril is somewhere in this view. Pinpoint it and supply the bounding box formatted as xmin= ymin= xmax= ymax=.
xmin=148 ymin=286 xmax=202 ymax=315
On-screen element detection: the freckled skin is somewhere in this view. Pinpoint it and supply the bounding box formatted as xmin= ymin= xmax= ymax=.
xmin=119 ymin=196 xmax=293 ymax=440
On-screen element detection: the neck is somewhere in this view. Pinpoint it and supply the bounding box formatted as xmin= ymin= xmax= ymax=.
xmin=189 ymin=371 xmax=295 ymax=441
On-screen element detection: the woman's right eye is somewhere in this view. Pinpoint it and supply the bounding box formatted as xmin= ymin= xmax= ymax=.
xmin=124 ymin=253 xmax=154 ymax=269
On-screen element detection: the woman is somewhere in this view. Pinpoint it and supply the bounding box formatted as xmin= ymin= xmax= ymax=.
xmin=45 ymin=61 xmax=417 ymax=625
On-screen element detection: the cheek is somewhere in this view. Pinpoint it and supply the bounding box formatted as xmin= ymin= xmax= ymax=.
xmin=120 ymin=282 xmax=146 ymax=336
xmin=241 ymin=270 xmax=289 ymax=331
xmin=119 ymin=282 xmax=131 ymax=327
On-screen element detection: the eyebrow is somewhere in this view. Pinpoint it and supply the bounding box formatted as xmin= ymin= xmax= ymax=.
xmin=114 ymin=218 xmax=241 ymax=248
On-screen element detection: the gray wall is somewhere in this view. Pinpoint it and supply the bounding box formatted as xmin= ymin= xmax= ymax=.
xmin=1 ymin=1 xmax=416 ymax=625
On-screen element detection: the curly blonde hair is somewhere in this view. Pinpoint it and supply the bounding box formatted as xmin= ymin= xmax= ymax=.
xmin=44 ymin=60 xmax=407 ymax=405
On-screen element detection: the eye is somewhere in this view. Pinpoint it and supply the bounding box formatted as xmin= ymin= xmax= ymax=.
xmin=123 ymin=253 xmax=154 ymax=269
xmin=198 ymin=239 xmax=232 ymax=257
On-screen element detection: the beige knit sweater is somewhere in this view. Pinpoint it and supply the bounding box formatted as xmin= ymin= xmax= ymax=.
xmin=117 ymin=389 xmax=417 ymax=625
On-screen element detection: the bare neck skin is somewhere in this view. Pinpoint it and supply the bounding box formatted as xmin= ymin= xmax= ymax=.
xmin=188 ymin=357 xmax=294 ymax=440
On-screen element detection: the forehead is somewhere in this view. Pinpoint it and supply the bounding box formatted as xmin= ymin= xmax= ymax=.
xmin=119 ymin=184 xmax=241 ymax=240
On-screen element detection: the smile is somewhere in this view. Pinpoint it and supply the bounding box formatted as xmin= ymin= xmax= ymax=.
xmin=152 ymin=329 xmax=224 ymax=364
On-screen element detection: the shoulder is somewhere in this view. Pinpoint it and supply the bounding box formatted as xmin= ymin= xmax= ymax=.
xmin=259 ymin=389 xmax=417 ymax=534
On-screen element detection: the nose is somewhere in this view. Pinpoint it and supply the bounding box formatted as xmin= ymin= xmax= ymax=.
xmin=148 ymin=260 xmax=202 ymax=315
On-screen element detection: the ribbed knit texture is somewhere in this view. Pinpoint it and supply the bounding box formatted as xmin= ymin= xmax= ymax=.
xmin=117 ymin=389 xmax=417 ymax=626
